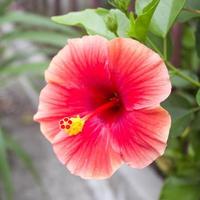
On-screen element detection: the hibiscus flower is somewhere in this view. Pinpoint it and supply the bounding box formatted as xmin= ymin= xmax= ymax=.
xmin=34 ymin=35 xmax=171 ymax=179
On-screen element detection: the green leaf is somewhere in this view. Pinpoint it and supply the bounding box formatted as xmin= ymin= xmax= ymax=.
xmin=136 ymin=0 xmax=186 ymax=38
xmin=163 ymin=93 xmax=192 ymax=118
xmin=52 ymin=8 xmax=115 ymax=39
xmin=146 ymin=32 xmax=163 ymax=53
xmin=190 ymin=129 xmax=200 ymax=160
xmin=5 ymin=134 xmax=40 ymax=183
xmin=196 ymin=89 xmax=200 ymax=106
xmin=178 ymin=10 xmax=200 ymax=23
xmin=178 ymin=0 xmax=200 ymax=22
xmin=160 ymin=176 xmax=200 ymax=200
xmin=162 ymin=93 xmax=194 ymax=137
xmin=128 ymin=0 xmax=160 ymax=41
xmin=183 ymin=25 xmax=196 ymax=49
xmin=0 ymin=128 xmax=13 ymax=200
xmin=1 ymin=31 xmax=67 ymax=47
xmin=171 ymin=70 xmax=199 ymax=89
xmin=191 ymin=111 xmax=200 ymax=131
xmin=178 ymin=11 xmax=200 ymax=23
xmin=195 ymin=21 xmax=200 ymax=58
xmin=170 ymin=112 xmax=194 ymax=137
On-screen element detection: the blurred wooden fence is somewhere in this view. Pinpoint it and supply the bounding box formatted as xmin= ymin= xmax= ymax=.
xmin=15 ymin=0 xmax=106 ymax=16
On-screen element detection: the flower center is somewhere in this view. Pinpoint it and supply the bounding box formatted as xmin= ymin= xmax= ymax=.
xmin=59 ymin=97 xmax=119 ymax=136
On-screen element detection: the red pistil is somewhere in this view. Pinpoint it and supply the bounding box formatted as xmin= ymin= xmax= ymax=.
xmin=86 ymin=97 xmax=119 ymax=120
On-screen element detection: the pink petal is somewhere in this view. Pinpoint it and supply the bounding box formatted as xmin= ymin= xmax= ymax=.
xmin=53 ymin=117 xmax=123 ymax=179
xmin=45 ymin=35 xmax=110 ymax=89
xmin=108 ymin=38 xmax=171 ymax=110
xmin=34 ymin=83 xmax=91 ymax=142
xmin=40 ymin=120 xmax=60 ymax=142
xmin=110 ymin=107 xmax=171 ymax=168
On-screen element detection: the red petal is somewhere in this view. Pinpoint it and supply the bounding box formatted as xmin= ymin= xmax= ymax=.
xmin=108 ymin=38 xmax=171 ymax=110
xmin=110 ymin=107 xmax=171 ymax=168
xmin=53 ymin=117 xmax=122 ymax=179
xmin=45 ymin=35 xmax=110 ymax=89
xmin=34 ymin=83 xmax=91 ymax=142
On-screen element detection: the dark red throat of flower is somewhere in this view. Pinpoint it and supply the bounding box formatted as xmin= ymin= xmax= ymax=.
xmin=87 ymin=97 xmax=121 ymax=120
xmin=59 ymin=97 xmax=122 ymax=136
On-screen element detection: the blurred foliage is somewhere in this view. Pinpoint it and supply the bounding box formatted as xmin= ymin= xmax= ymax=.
xmin=0 ymin=4 xmax=80 ymax=85
xmin=52 ymin=0 xmax=200 ymax=199
xmin=0 ymin=127 xmax=39 ymax=200
xmin=0 ymin=0 xmax=80 ymax=199
xmin=0 ymin=128 xmax=13 ymax=200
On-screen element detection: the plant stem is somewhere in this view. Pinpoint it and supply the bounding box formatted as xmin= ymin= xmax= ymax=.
xmin=183 ymin=8 xmax=200 ymax=14
xmin=166 ymin=61 xmax=200 ymax=87
xmin=163 ymin=37 xmax=167 ymax=60
xmin=191 ymin=106 xmax=200 ymax=113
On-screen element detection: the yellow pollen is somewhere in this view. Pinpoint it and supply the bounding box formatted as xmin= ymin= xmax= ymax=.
xmin=60 ymin=116 xmax=85 ymax=136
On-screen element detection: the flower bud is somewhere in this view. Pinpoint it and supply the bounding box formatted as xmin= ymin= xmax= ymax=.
xmin=108 ymin=0 xmax=131 ymax=12
xmin=104 ymin=12 xmax=118 ymax=34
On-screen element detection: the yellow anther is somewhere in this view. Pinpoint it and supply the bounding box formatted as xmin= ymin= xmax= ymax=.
xmin=60 ymin=116 xmax=85 ymax=136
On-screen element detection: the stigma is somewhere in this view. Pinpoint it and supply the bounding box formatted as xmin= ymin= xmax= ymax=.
xmin=59 ymin=116 xmax=85 ymax=136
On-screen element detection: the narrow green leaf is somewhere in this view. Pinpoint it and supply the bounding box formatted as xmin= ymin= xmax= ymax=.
xmin=0 ymin=128 xmax=13 ymax=200
xmin=0 ymin=62 xmax=48 ymax=76
xmin=52 ymin=8 xmax=116 ymax=39
xmin=160 ymin=176 xmax=200 ymax=200
xmin=196 ymin=89 xmax=200 ymax=106
xmin=0 ymin=50 xmax=52 ymax=70
xmin=128 ymin=0 xmax=160 ymax=41
xmin=136 ymin=0 xmax=186 ymax=38
xmin=1 ymin=54 xmax=27 ymax=69
xmin=0 ymin=11 xmax=79 ymax=36
xmin=1 ymin=31 xmax=67 ymax=47
xmin=5 ymin=134 xmax=40 ymax=183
